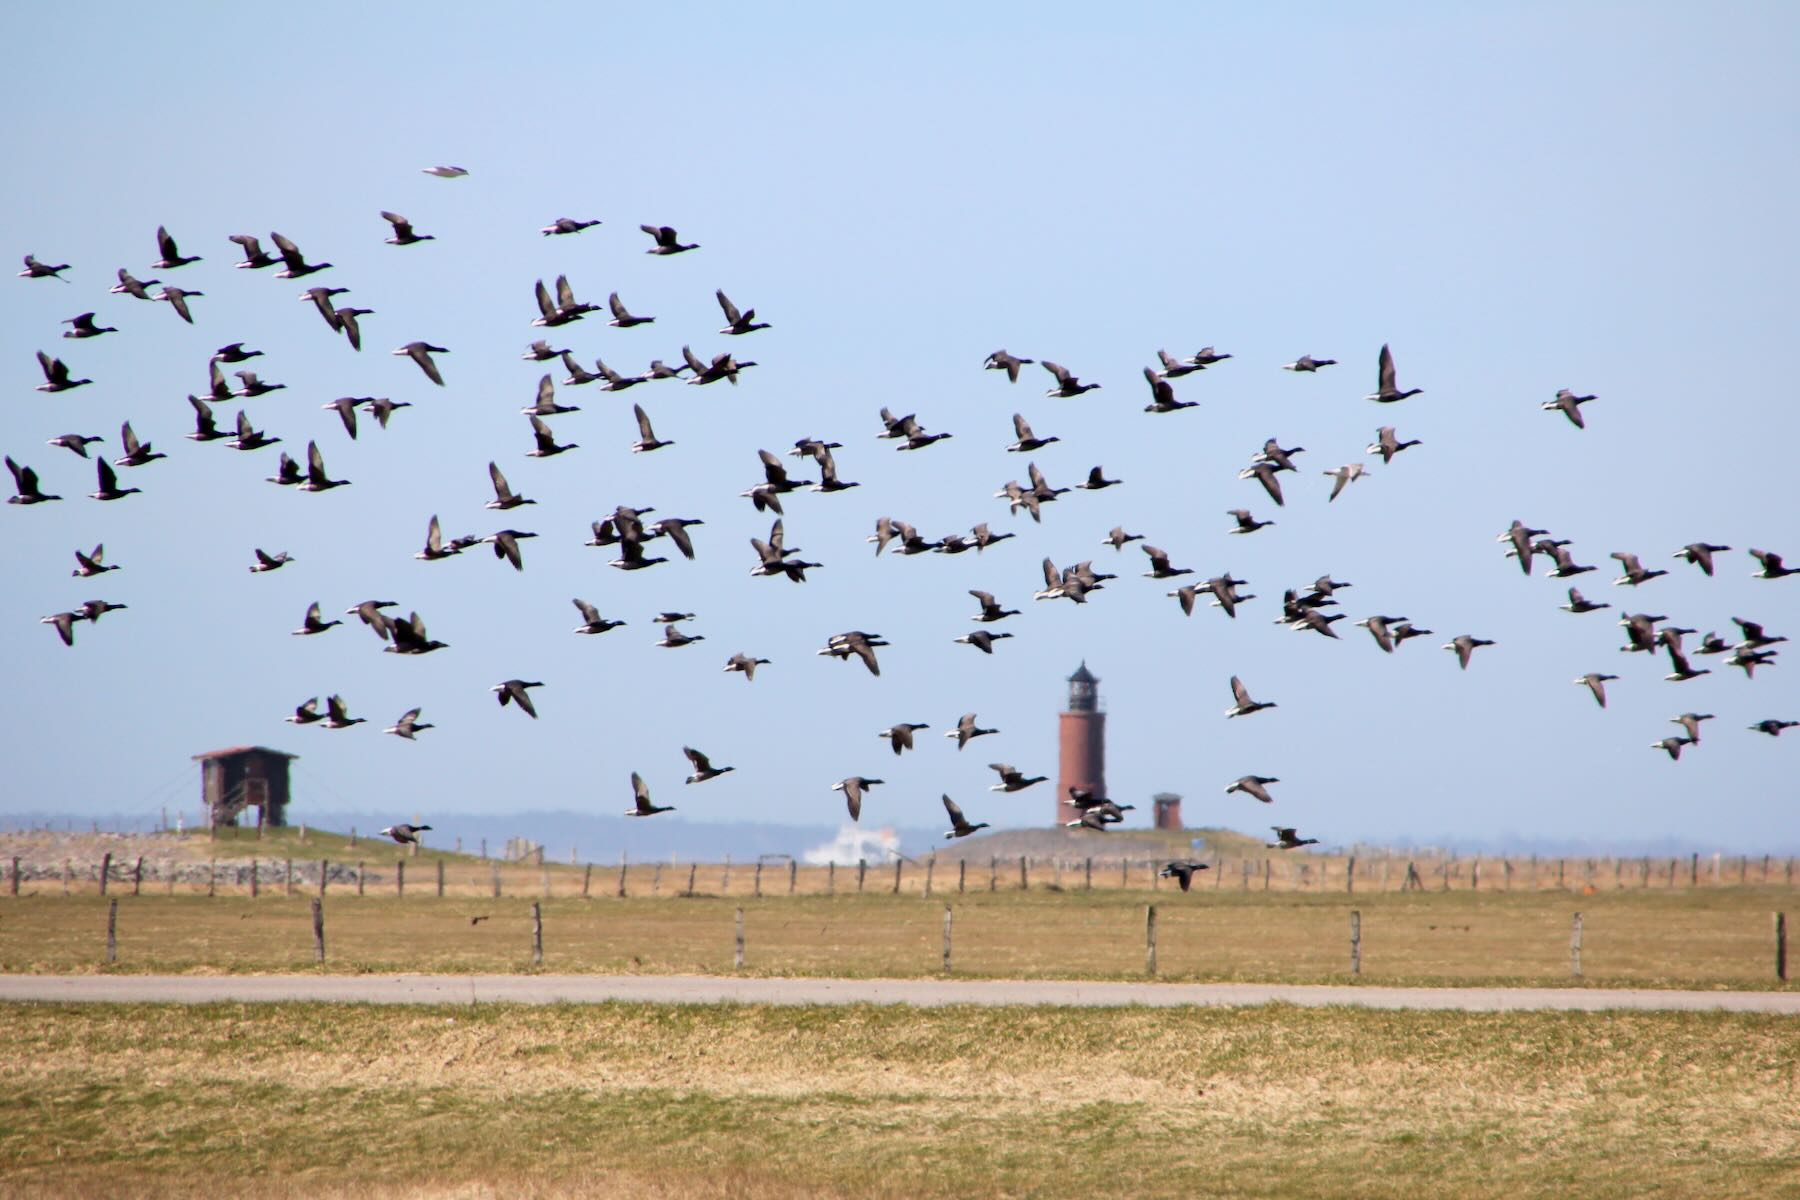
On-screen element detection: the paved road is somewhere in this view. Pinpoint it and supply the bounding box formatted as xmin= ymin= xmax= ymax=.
xmin=2 ymin=974 xmax=1797 ymax=1012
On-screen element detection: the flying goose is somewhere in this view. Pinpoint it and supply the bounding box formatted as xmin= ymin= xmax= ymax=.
xmin=1695 ymin=632 xmax=1731 ymax=656
xmin=723 ymin=653 xmax=769 ymax=680
xmin=151 ymin=225 xmax=201 ymax=269
xmin=266 ymin=231 xmax=330 ymax=278
xmin=645 ymin=358 xmax=690 ymax=380
xmin=1064 ymin=808 xmax=1113 ymax=832
xmin=415 ymin=515 xmax=472 ymax=561
xmin=983 ymin=349 xmax=1034 ymax=381
xmin=1610 ymin=552 xmax=1667 ymax=587
xmin=1142 ymin=367 xmax=1197 ymax=413
xmin=1282 ymin=354 xmax=1336 ymax=372
xmin=571 ymin=598 xmax=624 ymax=635
xmin=383 ymin=710 xmax=435 ymax=740
xmin=297 ymin=442 xmax=348 ymax=492
xmin=227 ymin=234 xmax=280 ymax=269
xmin=522 ymin=340 xmax=566 ymax=362
xmin=833 ymin=776 xmax=882 ymax=821
xmin=320 ymin=695 xmax=365 ymax=729
xmin=19 ymin=254 xmax=70 ymax=279
xmin=1672 ymin=543 xmax=1731 ymax=576
xmin=1498 ymin=520 xmax=1548 ymax=575
xmin=1159 ymin=861 xmax=1210 ymax=891
xmin=1324 ymin=463 xmax=1367 ymax=501
xmin=492 ymin=679 xmax=543 ymax=718
xmin=709 ymin=288 xmax=770 ymax=335
xmin=71 ymin=544 xmax=116 ymax=577
xmin=484 ymin=529 xmax=538 ymax=572
xmin=1007 ymin=413 xmax=1059 ymax=453
xmin=301 ymin=286 xmax=349 ymax=331
xmin=35 ymin=351 xmax=90 ymax=393
xmin=1390 ymin=621 xmax=1433 ymax=646
xmin=336 ymin=307 xmax=373 ymax=351
xmin=1671 ymin=713 xmax=1714 ymax=742
xmin=1541 ymin=543 xmax=1595 ymax=578
xmin=292 ymin=602 xmax=341 ymax=636
xmin=969 ymin=590 xmax=1019 ymax=623
xmin=1226 ymin=775 xmax=1279 ymax=804
xmin=1443 ymin=635 xmax=1495 ymax=670
xmin=1189 ymin=347 xmax=1232 ymax=366
xmin=945 ymin=713 xmax=998 ymax=750
xmin=1267 ymin=827 xmax=1319 ymax=849
xmin=1618 ymin=612 xmax=1668 ymax=654
xmin=1543 ymin=388 xmax=1595 ymax=428
xmin=969 ymin=523 xmax=1014 ymax=551
xmin=322 ymin=397 xmax=361 ymax=439
xmin=683 ymin=746 xmax=735 ymax=784
xmin=942 ymin=795 xmax=989 ymax=839
xmin=379 ymin=211 xmax=434 ymax=245
xmin=423 ymin=165 xmax=469 ymax=178
xmin=988 ymin=764 xmax=1046 ymax=792
xmin=486 ymin=462 xmax=534 ymax=510
xmin=1750 ymin=719 xmax=1798 ymax=736
xmin=249 ymin=548 xmax=294 ymax=573
xmin=1663 ymin=645 xmax=1710 ymax=682
xmin=1355 ymin=615 xmax=1409 ymax=653
xmin=682 ymin=346 xmax=756 ymax=386
xmin=526 ymin=414 xmax=577 ymax=458
xmin=628 ymin=772 xmax=674 ymax=817
xmin=879 ymin=723 xmax=930 ymax=755
xmin=111 ymin=268 xmax=158 ymax=300
xmin=607 ymin=291 xmax=655 ymax=328
xmin=541 ymin=217 xmax=600 ymax=236
xmin=954 ymin=630 xmax=1014 ymax=654
xmin=393 ymin=341 xmax=449 ymax=386
xmin=994 ymin=480 xmax=1041 ymax=522
xmin=1239 ymin=462 xmax=1286 ymax=507
xmin=1225 ymin=508 xmax=1275 ymax=536
xmin=1726 ymin=648 xmax=1779 ymax=678
xmin=1254 ymin=440 xmax=1306 ymax=472
xmin=344 ymin=600 xmax=398 ymax=641
xmin=1367 ymin=427 xmax=1421 ymax=463
xmin=1077 ymin=465 xmax=1122 ymax=490
xmin=381 ymin=823 xmax=433 ymax=846
xmin=1225 ymin=676 xmax=1275 ymax=717
xmin=1365 ymin=343 xmax=1422 ymax=403
xmin=1651 ymin=736 xmax=1693 ymax=761
xmin=524 ymin=374 xmax=580 ymax=417
xmin=1733 ymin=618 xmax=1787 ymax=650
xmin=630 ymin=404 xmax=673 ymax=453
xmin=655 ymin=622 xmax=704 ymax=649
xmin=40 ymin=612 xmax=81 ymax=647
xmin=640 ymin=224 xmax=698 ymax=254
xmin=1574 ymin=672 xmax=1619 ymax=708
xmin=532 ymin=276 xmax=595 ymax=326
xmin=232 ymin=370 xmax=285 ymax=399
xmin=807 ymin=446 xmax=859 ymax=493
xmin=285 ymin=698 xmax=323 ymax=725
xmin=88 ymin=459 xmax=139 ymax=501
xmin=386 ymin=612 xmax=448 ymax=655
xmin=1141 ymin=544 xmax=1192 ymax=579
xmin=1042 ymin=361 xmax=1100 ymax=397
xmin=61 ymin=312 xmax=115 ymax=339
xmin=1561 ymin=587 xmax=1609 ymax=614
xmin=1749 ymin=549 xmax=1798 ymax=579
xmin=48 ymin=433 xmax=102 ymax=458
xmin=820 ymin=631 xmax=884 ymax=676
xmin=360 ymin=395 xmax=409 ymax=429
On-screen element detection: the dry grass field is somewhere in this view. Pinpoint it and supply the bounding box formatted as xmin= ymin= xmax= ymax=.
xmin=1 ymin=887 xmax=1795 ymax=989
xmin=2 ymin=1001 xmax=1797 ymax=1199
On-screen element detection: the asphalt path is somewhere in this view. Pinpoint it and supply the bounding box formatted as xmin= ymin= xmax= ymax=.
xmin=1 ymin=974 xmax=1797 ymax=1012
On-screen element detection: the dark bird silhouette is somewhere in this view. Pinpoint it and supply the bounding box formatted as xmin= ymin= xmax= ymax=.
xmin=1673 ymin=543 xmax=1731 ymax=577
xmin=422 ymin=166 xmax=469 ymax=178
xmin=988 ymin=764 xmax=1046 ymax=792
xmin=820 ymin=632 xmax=884 ymax=676
xmin=301 ymin=285 xmax=349 ymax=332
xmin=1670 ymin=713 xmax=1714 ymax=743
xmin=249 ymin=548 xmax=294 ymax=573
xmin=35 ymin=350 xmax=90 ymax=393
xmin=320 ymin=694 xmax=365 ymax=730
xmin=71 ymin=544 xmax=116 ymax=577
xmin=833 ymin=776 xmax=882 ymax=821
xmin=394 ymin=341 xmax=448 ymax=386
xmin=723 ymin=653 xmax=769 ymax=681
xmin=942 ymin=795 xmax=989 ymax=839
xmin=607 ymin=292 xmax=655 ymax=327
xmin=1651 ymin=736 xmax=1694 ymax=761
xmin=492 ymin=679 xmax=543 ymax=719
xmin=227 ymin=235 xmax=280 ymax=269
xmin=541 ymin=217 xmax=600 ymax=236
xmin=1267 ymin=827 xmax=1319 ymax=849
xmin=1239 ymin=462 xmax=1286 ymax=507
xmin=1561 ymin=587 xmax=1610 ymax=614
xmin=1227 ymin=775 xmax=1280 ymax=804
xmin=715 ymin=289 xmax=769 ymax=334
xmin=271 ymin=231 xmax=331 ymax=278
xmin=1042 ymin=361 xmax=1100 ymax=397
xmin=19 ymin=254 xmax=70 ymax=279
xmin=1226 ymin=676 xmax=1275 ymax=717
xmin=383 ymin=711 xmax=435 ymax=740
xmin=1544 ymin=389 xmax=1595 ymax=428
xmin=151 ymin=225 xmax=201 ymax=269
xmin=292 ymin=602 xmax=341 ymax=636
xmin=1750 ymin=719 xmax=1798 ymax=737
xmin=379 ymin=211 xmax=434 ymax=245
xmin=111 ymin=269 xmax=158 ymax=300
xmin=683 ymin=746 xmax=735 ymax=784
xmin=1367 ymin=426 xmax=1421 ymax=463
xmin=61 ymin=313 xmax=115 ymax=339
xmin=954 ymin=630 xmax=1014 ymax=654
xmin=285 ymin=698 xmax=323 ymax=725
xmin=299 ymin=442 xmax=349 ymax=492
xmin=47 ymin=433 xmax=102 ymax=458
xmin=640 ymin=224 xmax=698 ymax=254
xmin=386 ymin=612 xmax=448 ymax=655
xmin=1282 ymin=354 xmax=1336 ymax=372
xmin=88 ymin=458 xmax=139 ymax=501
xmin=1443 ymin=634 xmax=1495 ymax=670
xmin=1007 ymin=413 xmax=1059 ymax=453
xmin=946 ymin=713 xmax=997 ymax=750
xmin=40 ymin=611 xmax=81 ymax=647
xmin=1611 ymin=552 xmax=1667 ymax=587
xmin=984 ymin=349 xmax=1035 ymax=382
xmin=1365 ymin=343 xmax=1422 ymax=403
xmin=570 ymin=599 xmax=623 ymax=635
xmin=631 ymin=404 xmax=673 ymax=453
xmin=1574 ymin=672 xmax=1619 ymax=708
xmin=1749 ymin=549 xmax=1798 ymax=579
xmin=1159 ymin=861 xmax=1210 ymax=891
xmin=1143 ymin=368 xmax=1196 ymax=413
xmin=627 ymin=772 xmax=674 ymax=817
xmin=484 ymin=529 xmax=538 ymax=572
xmin=1227 ymin=508 xmax=1274 ymax=535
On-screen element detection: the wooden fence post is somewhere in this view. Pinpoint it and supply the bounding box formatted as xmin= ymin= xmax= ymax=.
xmin=437 ymin=859 xmax=445 ymax=898
xmin=788 ymin=860 xmax=797 ymax=895
xmin=99 ymin=852 xmax=112 ymax=896
xmin=1122 ymin=858 xmax=1129 ymax=889
xmin=942 ymin=905 xmax=953 ymax=973
xmin=319 ymin=860 xmax=329 ymax=897
xmin=1690 ymin=853 xmax=1699 ymax=887
xmin=1346 ymin=856 xmax=1356 ymax=894
xmin=133 ymin=856 xmax=143 ymax=896
xmin=250 ymin=860 xmax=259 ymax=899
xmin=1263 ymin=858 xmax=1271 ymax=891
xmin=1350 ymin=909 xmax=1361 ymax=976
xmin=721 ymin=855 xmax=732 ymax=895
xmin=312 ymin=897 xmax=325 ymax=964
xmin=734 ymin=907 xmax=745 ymax=969
xmin=491 ymin=862 xmax=501 ymax=898
xmin=207 ymin=859 xmax=216 ymax=898
xmin=105 ymin=898 xmax=118 ymax=965
xmin=531 ymin=902 xmax=543 ymax=966
xmin=618 ymin=858 xmax=629 ymax=898
xmin=540 ymin=865 xmax=551 ymax=898
xmin=827 ymin=862 xmax=835 ymax=896
xmin=286 ymin=858 xmax=294 ymax=897
xmin=1570 ymin=912 xmax=1583 ymax=978
xmin=357 ymin=862 xmax=365 ymax=897
xmin=990 ymin=857 xmax=998 ymax=892
xmin=958 ymin=859 xmax=967 ymax=894
xmin=1777 ymin=912 xmax=1788 ymax=983
xmin=652 ymin=863 xmax=663 ymax=896
xmin=685 ymin=864 xmax=697 ymax=897
xmin=893 ymin=859 xmax=903 ymax=895
xmin=754 ymin=862 xmax=763 ymax=897
xmin=9 ymin=857 xmax=18 ymax=896
xmin=857 ymin=860 xmax=866 ymax=894
xmin=1472 ymin=859 xmax=1481 ymax=891
xmin=1084 ymin=857 xmax=1093 ymax=891
xmin=1145 ymin=904 xmax=1158 ymax=976
xmin=397 ymin=859 xmax=405 ymax=898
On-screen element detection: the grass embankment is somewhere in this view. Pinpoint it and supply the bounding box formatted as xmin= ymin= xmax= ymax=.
xmin=1 ymin=1001 xmax=1796 ymax=1198
xmin=3 ymin=887 xmax=1794 ymax=990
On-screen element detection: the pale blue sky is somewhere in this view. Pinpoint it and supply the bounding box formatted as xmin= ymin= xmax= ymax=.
xmin=3 ymin=3 xmax=1796 ymax=849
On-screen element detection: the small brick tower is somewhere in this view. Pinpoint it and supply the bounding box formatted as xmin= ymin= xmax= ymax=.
xmin=1056 ymin=662 xmax=1106 ymax=826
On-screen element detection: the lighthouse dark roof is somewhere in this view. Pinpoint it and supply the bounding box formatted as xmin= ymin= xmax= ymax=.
xmin=1068 ymin=661 xmax=1098 ymax=684
xmin=191 ymin=745 xmax=299 ymax=761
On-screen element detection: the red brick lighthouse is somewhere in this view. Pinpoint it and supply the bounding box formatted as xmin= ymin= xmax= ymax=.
xmin=1056 ymin=662 xmax=1106 ymax=825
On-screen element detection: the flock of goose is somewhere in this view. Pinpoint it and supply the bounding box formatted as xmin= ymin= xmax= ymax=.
xmin=11 ymin=165 xmax=1794 ymax=866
